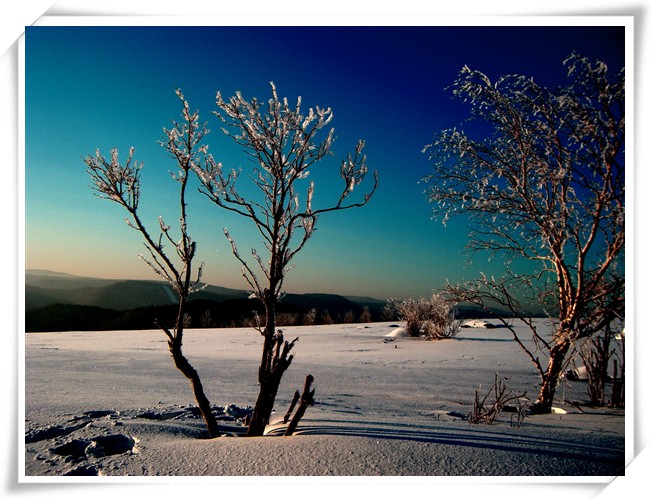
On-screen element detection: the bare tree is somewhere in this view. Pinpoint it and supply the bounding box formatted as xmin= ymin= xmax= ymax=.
xmin=84 ymin=90 xmax=220 ymax=437
xmin=194 ymin=82 xmax=378 ymax=436
xmin=423 ymin=54 xmax=625 ymax=413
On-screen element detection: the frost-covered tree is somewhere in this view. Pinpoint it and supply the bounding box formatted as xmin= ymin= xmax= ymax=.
xmin=359 ymin=306 xmax=372 ymax=324
xmin=84 ymin=91 xmax=221 ymax=437
xmin=194 ymin=82 xmax=378 ymax=436
xmin=423 ymin=54 xmax=625 ymax=413
xmin=303 ymin=308 xmax=317 ymax=326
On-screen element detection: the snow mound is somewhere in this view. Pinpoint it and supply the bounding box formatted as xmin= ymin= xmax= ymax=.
xmin=462 ymin=319 xmax=492 ymax=328
xmin=565 ymin=365 xmax=588 ymax=381
xmin=385 ymin=327 xmax=409 ymax=337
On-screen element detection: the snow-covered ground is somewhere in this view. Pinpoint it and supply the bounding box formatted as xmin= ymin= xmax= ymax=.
xmin=22 ymin=320 xmax=625 ymax=480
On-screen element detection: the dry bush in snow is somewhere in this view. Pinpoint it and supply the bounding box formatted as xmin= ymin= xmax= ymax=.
xmin=579 ymin=324 xmax=625 ymax=407
xmin=384 ymin=294 xmax=460 ymax=340
xmin=469 ymin=374 xmax=529 ymax=426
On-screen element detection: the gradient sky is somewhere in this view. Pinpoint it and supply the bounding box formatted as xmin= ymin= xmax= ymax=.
xmin=23 ymin=23 xmax=626 ymax=299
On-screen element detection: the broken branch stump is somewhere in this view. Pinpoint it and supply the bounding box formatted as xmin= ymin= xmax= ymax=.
xmin=283 ymin=390 xmax=301 ymax=424
xmin=284 ymin=375 xmax=315 ymax=436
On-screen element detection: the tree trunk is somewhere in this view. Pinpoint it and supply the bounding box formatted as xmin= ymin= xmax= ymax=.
xmin=247 ymin=306 xmax=276 ymax=436
xmin=246 ymin=343 xmax=291 ymax=436
xmin=531 ymin=337 xmax=572 ymax=414
xmin=246 ymin=291 xmax=297 ymax=436
xmin=169 ymin=340 xmax=221 ymax=438
xmin=246 ymin=375 xmax=281 ymax=436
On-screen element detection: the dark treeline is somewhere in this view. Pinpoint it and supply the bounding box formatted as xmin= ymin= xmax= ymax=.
xmin=25 ymin=297 xmax=535 ymax=333
xmin=25 ymin=298 xmax=386 ymax=332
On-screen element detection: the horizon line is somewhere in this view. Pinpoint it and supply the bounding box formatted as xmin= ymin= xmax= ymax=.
xmin=24 ymin=268 xmax=390 ymax=302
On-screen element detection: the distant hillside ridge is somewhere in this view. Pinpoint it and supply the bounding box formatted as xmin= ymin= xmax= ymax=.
xmin=25 ymin=270 xmax=249 ymax=311
xmin=24 ymin=270 xmax=388 ymax=332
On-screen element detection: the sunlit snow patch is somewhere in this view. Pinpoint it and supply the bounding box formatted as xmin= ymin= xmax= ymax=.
xmin=385 ymin=327 xmax=409 ymax=337
xmin=462 ymin=319 xmax=492 ymax=328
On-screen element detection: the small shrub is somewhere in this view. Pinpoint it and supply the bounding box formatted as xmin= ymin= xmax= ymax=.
xmin=579 ymin=330 xmax=612 ymax=406
xmin=469 ymin=373 xmax=528 ymax=426
xmin=384 ymin=293 xmax=460 ymax=339
xmin=579 ymin=325 xmax=625 ymax=407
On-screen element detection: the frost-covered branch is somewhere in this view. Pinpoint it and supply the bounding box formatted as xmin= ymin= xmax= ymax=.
xmin=84 ymin=89 xmax=209 ymax=306
xmin=194 ymin=82 xmax=378 ymax=301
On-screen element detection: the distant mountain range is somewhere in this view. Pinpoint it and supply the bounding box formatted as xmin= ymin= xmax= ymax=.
xmin=25 ymin=269 xmax=250 ymax=311
xmin=24 ymin=269 xmax=388 ymax=332
xmin=24 ymin=270 xmax=523 ymax=333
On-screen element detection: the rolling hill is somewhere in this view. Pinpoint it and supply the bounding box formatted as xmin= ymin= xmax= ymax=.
xmin=24 ymin=270 xmax=386 ymax=332
xmin=25 ymin=270 xmax=251 ymax=311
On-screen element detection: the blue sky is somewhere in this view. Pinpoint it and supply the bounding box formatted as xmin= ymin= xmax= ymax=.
xmin=24 ymin=24 xmax=625 ymax=299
